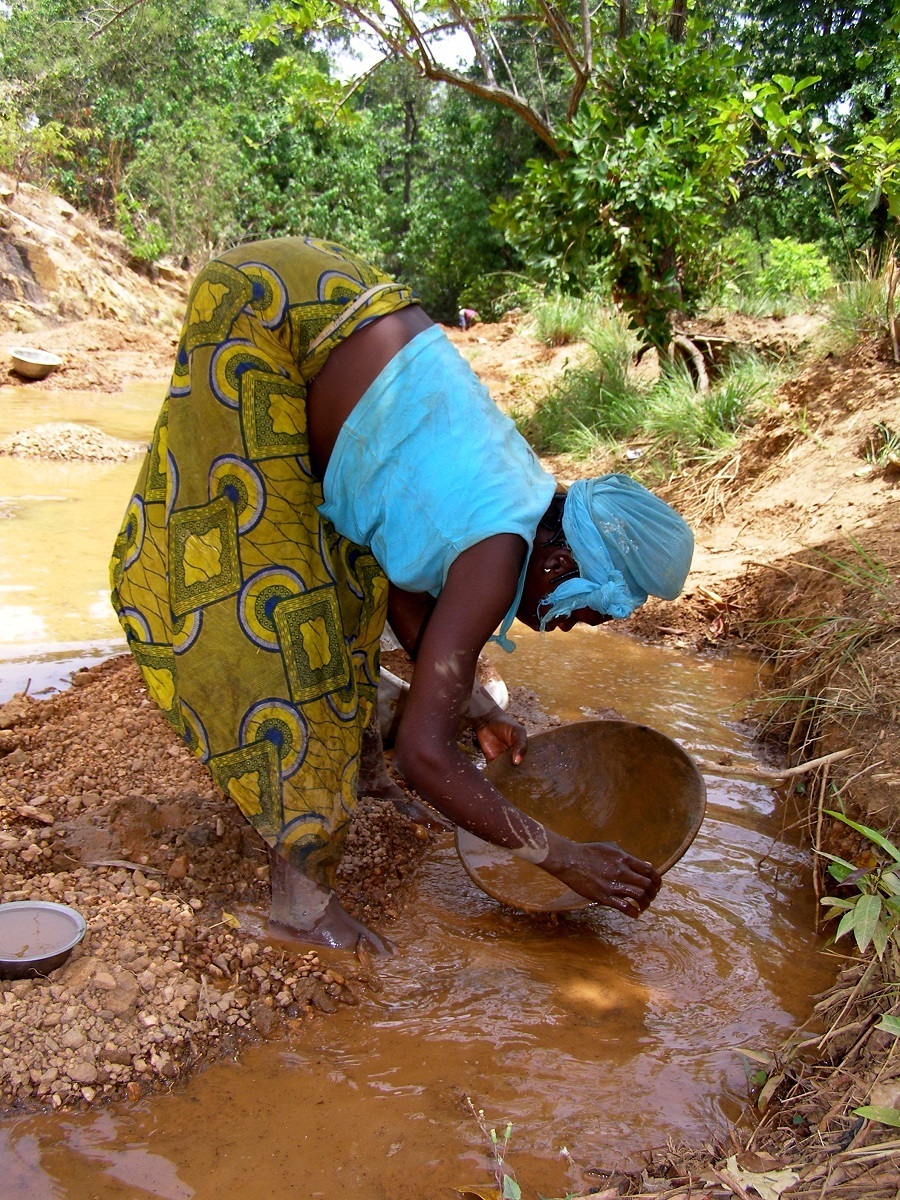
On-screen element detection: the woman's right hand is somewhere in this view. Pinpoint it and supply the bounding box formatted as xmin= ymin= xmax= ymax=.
xmin=541 ymin=834 xmax=662 ymax=917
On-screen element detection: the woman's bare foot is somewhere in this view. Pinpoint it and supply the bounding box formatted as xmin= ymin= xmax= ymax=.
xmin=268 ymin=848 xmax=391 ymax=953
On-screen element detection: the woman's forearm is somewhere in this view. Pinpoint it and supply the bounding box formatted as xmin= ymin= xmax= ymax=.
xmin=392 ymin=734 xmax=549 ymax=861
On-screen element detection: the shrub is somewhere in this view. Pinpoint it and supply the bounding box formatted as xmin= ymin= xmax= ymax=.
xmin=457 ymin=273 xmax=543 ymax=322
xmin=756 ymin=237 xmax=834 ymax=301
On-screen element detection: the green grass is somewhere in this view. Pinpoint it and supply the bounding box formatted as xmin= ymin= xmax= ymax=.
xmin=827 ymin=272 xmax=896 ymax=353
xmin=644 ymin=352 xmax=784 ymax=460
xmin=517 ymin=310 xmax=646 ymax=452
xmin=523 ymin=309 xmax=785 ymax=468
xmin=524 ymin=293 xmax=614 ymax=346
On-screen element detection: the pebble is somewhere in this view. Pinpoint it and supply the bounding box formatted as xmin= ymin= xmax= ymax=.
xmin=0 ymin=657 xmax=403 ymax=1114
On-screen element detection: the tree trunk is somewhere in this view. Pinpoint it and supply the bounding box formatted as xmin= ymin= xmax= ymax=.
xmin=668 ymin=0 xmax=687 ymax=43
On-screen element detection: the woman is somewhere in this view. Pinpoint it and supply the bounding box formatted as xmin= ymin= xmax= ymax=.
xmin=110 ymin=236 xmax=694 ymax=951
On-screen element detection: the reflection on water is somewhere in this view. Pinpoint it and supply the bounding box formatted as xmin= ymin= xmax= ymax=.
xmin=0 ymin=381 xmax=835 ymax=1199
xmin=0 ymin=381 xmax=161 ymax=699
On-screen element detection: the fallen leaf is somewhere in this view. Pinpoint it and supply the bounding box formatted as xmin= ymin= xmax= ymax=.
xmin=724 ymin=1154 xmax=799 ymax=1199
xmin=854 ymin=1104 xmax=900 ymax=1128
xmin=221 ymin=911 xmax=240 ymax=929
xmin=756 ymin=1069 xmax=786 ymax=1111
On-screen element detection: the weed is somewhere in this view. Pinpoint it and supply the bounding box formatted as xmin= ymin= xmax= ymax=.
xmin=826 ymin=244 xmax=900 ymax=355
xmin=819 ymin=810 xmax=900 ymax=959
xmin=864 ymin=422 xmax=900 ymax=469
xmin=465 ymin=1099 xmax=522 ymax=1199
xmin=524 ymin=294 xmax=613 ymax=347
xmin=758 ymin=544 xmax=897 ymax=758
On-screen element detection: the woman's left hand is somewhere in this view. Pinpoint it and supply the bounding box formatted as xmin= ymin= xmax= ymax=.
xmin=474 ymin=712 xmax=527 ymax=764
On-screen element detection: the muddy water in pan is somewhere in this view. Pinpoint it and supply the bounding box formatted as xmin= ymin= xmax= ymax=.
xmin=0 ymin=626 xmax=836 ymax=1200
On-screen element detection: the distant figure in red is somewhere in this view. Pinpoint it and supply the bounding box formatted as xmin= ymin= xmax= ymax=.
xmin=459 ymin=307 xmax=480 ymax=330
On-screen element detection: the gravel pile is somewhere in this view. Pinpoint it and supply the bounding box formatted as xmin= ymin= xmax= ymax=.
xmin=0 ymin=422 xmax=143 ymax=461
xmin=336 ymin=797 xmax=430 ymax=926
xmin=0 ymin=656 xmax=429 ymax=1113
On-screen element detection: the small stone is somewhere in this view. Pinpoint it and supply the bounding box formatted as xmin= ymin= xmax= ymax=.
xmin=60 ymin=1028 xmax=87 ymax=1050
xmin=59 ymin=956 xmax=99 ymax=991
xmin=310 ymin=985 xmax=338 ymax=1014
xmin=250 ymin=1002 xmax=276 ymax=1037
xmin=102 ymin=1046 xmax=133 ymax=1066
xmin=66 ymin=1060 xmax=97 ymax=1085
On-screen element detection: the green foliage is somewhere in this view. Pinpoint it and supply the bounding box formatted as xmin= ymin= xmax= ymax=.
xmin=841 ymin=133 xmax=900 ymax=222
xmin=820 ymin=810 xmax=900 ymax=959
xmin=458 ymin=273 xmax=542 ymax=322
xmin=712 ymin=230 xmax=832 ymax=315
xmin=115 ymin=195 xmax=171 ymax=264
xmin=493 ymin=22 xmax=829 ymax=348
xmin=494 ymin=23 xmax=747 ymax=347
xmin=756 ymin=238 xmax=834 ymax=300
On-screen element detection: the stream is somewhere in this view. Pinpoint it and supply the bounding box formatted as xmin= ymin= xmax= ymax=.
xmin=0 ymin=384 xmax=835 ymax=1199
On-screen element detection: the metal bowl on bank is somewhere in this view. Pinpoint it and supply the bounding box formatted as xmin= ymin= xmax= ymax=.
xmin=456 ymin=719 xmax=707 ymax=913
xmin=0 ymin=901 xmax=87 ymax=979
xmin=9 ymin=347 xmax=64 ymax=380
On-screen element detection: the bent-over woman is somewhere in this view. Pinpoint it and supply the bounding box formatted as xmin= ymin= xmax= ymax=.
xmin=110 ymin=236 xmax=694 ymax=950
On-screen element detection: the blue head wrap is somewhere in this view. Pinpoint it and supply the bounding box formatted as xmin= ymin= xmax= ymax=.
xmin=538 ymin=474 xmax=694 ymax=629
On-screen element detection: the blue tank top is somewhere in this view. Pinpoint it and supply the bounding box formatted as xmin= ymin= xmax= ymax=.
xmin=319 ymin=325 xmax=556 ymax=647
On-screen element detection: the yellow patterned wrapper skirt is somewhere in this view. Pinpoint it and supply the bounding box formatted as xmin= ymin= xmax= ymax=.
xmin=110 ymin=237 xmax=417 ymax=882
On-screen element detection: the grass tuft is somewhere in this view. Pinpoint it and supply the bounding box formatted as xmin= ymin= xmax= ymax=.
xmin=524 ymin=311 xmax=785 ymax=471
xmin=524 ymin=293 xmax=614 ymax=346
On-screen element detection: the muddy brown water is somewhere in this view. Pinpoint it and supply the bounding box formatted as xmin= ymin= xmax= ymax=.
xmin=0 ymin=382 xmax=837 ymax=1199
xmin=0 ymin=905 xmax=77 ymax=959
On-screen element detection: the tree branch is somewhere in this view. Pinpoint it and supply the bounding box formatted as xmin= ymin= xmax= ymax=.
xmin=446 ymin=0 xmax=496 ymax=86
xmin=535 ymin=0 xmax=590 ymax=123
xmin=88 ymin=0 xmax=148 ymax=40
xmin=335 ymin=0 xmax=561 ymax=152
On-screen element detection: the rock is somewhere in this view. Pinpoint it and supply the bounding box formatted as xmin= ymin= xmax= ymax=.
xmin=60 ymin=1028 xmax=87 ymax=1050
xmin=167 ymin=855 xmax=189 ymax=880
xmin=66 ymin=1060 xmax=97 ymax=1085
xmin=250 ymin=1002 xmax=276 ymax=1037
xmin=58 ymin=956 xmax=99 ymax=991
xmin=0 ymin=695 xmax=30 ymax=729
xmin=310 ymin=984 xmax=338 ymax=1014
xmin=103 ymin=971 xmax=139 ymax=1016
xmin=102 ymin=1046 xmax=133 ymax=1066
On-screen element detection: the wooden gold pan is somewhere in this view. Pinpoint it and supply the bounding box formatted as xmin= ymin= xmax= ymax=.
xmin=456 ymin=719 xmax=707 ymax=913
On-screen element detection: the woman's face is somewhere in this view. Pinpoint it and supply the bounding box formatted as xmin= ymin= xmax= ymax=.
xmin=515 ymin=540 xmax=612 ymax=633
